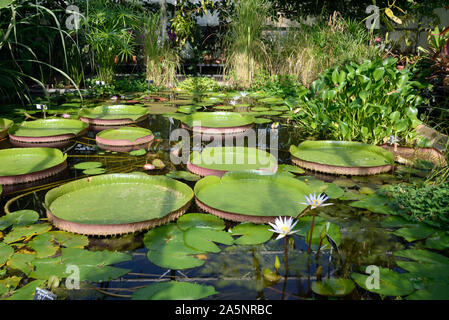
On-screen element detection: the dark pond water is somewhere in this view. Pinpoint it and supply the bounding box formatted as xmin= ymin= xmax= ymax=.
xmin=0 ymin=93 xmax=427 ymax=300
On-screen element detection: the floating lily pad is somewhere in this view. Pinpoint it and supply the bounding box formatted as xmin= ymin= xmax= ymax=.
xmin=323 ymin=183 xmax=345 ymax=199
xmin=0 ymin=276 xmax=22 ymax=297
xmin=144 ymin=224 xmax=205 ymax=270
xmin=83 ymin=168 xmax=106 ymax=175
xmin=254 ymin=118 xmax=273 ymax=124
xmin=28 ymin=231 xmax=89 ymax=258
xmin=394 ymin=249 xmax=449 ymax=265
xmin=45 ymin=174 xmax=194 ymax=235
xmin=79 ymin=105 xmax=149 ymax=122
xmin=96 ymin=126 xmax=153 ymax=145
xmin=180 ymin=112 xmax=255 ymax=128
xmin=7 ymin=253 xmax=35 ymax=275
xmin=290 ymin=141 xmax=394 ymax=175
xmin=278 ymin=164 xmax=305 ymax=174
xmin=251 ymin=107 xmax=270 ymax=112
xmin=0 ymin=243 xmax=14 ymax=266
xmin=132 ymin=281 xmax=217 ymax=300
xmin=3 ymin=223 xmax=52 ymax=244
xmin=0 ymin=210 xmax=39 ymax=230
xmin=228 ymin=223 xmax=273 ymax=245
xmin=393 ymin=224 xmax=436 ymax=242
xmin=146 ymin=105 xmax=178 ymax=115
xmin=332 ymin=178 xmax=356 ymax=188
xmin=8 ymin=118 xmax=88 ymax=138
xmin=7 ymin=279 xmax=46 ymax=300
xmin=349 ymin=194 xmax=393 ymax=214
xmin=73 ymin=161 xmax=103 ymax=170
xmin=129 ymin=149 xmax=147 ymax=156
xmin=312 ymin=278 xmax=356 ymax=297
xmin=30 ymin=248 xmax=131 ymax=282
xmin=263 ymin=268 xmax=281 ymax=282
xmin=425 ymin=231 xmax=449 ymax=250
xmin=194 ymin=171 xmax=313 ymax=223
xmin=188 ymin=147 xmax=278 ymax=177
xmin=0 ymin=148 xmax=67 ymax=184
xmin=351 ymin=266 xmax=414 ymax=296
xmin=184 ymin=228 xmax=234 ymax=253
xmin=177 ymin=213 xmax=225 ymax=231
xmin=406 ymin=284 xmax=449 ymax=300
xmin=166 ymin=171 xmax=201 ymax=182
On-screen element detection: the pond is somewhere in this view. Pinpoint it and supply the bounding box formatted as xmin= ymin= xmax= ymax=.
xmin=0 ymin=91 xmax=443 ymax=300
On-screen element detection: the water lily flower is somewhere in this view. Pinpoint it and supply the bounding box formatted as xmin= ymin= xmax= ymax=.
xmin=268 ymin=216 xmax=299 ymax=240
xmin=233 ymin=95 xmax=240 ymax=100
xmin=240 ymin=91 xmax=248 ymax=97
xmin=62 ymin=113 xmax=71 ymax=119
xmin=301 ymin=193 xmax=333 ymax=210
xmin=229 ymin=100 xmax=237 ymax=106
xmin=111 ymin=96 xmax=118 ymax=100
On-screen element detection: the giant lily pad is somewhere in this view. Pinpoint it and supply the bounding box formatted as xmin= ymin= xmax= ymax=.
xmin=144 ymin=224 xmax=205 ymax=270
xmin=8 ymin=119 xmax=88 ymax=146
xmin=45 ymin=173 xmax=194 ymax=235
xmin=96 ymin=126 xmax=154 ymax=152
xmin=0 ymin=118 xmax=13 ymax=139
xmin=188 ymin=147 xmax=278 ymax=177
xmin=79 ymin=105 xmax=149 ymax=125
xmin=194 ymin=171 xmax=313 ymax=223
xmin=180 ymin=112 xmax=255 ymax=133
xmin=132 ymin=281 xmax=217 ymax=300
xmin=0 ymin=148 xmax=67 ymax=185
xmin=290 ymin=141 xmax=394 ymax=175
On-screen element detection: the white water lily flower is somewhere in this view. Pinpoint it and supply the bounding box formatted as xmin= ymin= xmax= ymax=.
xmin=240 ymin=91 xmax=248 ymax=97
xmin=268 ymin=216 xmax=299 ymax=240
xmin=233 ymin=95 xmax=240 ymax=100
xmin=229 ymin=100 xmax=237 ymax=106
xmin=301 ymin=193 xmax=333 ymax=210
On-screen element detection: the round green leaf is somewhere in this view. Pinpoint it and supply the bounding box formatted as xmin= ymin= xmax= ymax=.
xmin=132 ymin=281 xmax=217 ymax=300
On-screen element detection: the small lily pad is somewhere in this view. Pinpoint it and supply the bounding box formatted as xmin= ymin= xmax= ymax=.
xmin=393 ymin=224 xmax=436 ymax=242
xmin=0 ymin=243 xmax=14 ymax=266
xmin=7 ymin=280 xmax=46 ymax=300
xmin=132 ymin=281 xmax=217 ymax=300
xmin=129 ymin=149 xmax=147 ymax=156
xmin=184 ymin=228 xmax=234 ymax=253
xmin=83 ymin=168 xmax=106 ymax=175
xmin=0 ymin=210 xmax=39 ymax=231
xmin=228 ymin=223 xmax=272 ymax=245
xmin=177 ymin=213 xmax=225 ymax=231
xmin=144 ymin=224 xmax=205 ymax=270
xmin=3 ymin=223 xmax=52 ymax=244
xmin=73 ymin=162 xmax=103 ymax=170
xmin=278 ymin=164 xmax=305 ymax=174
xmin=312 ymin=278 xmax=355 ymax=297
xmin=351 ymin=266 xmax=414 ymax=296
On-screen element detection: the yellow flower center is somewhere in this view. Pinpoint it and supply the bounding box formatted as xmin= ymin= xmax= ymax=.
xmin=281 ymin=226 xmax=290 ymax=233
xmin=312 ymin=199 xmax=320 ymax=206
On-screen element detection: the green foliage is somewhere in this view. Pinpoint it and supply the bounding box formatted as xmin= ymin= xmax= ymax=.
xmin=132 ymin=281 xmax=217 ymax=300
xmin=382 ymin=182 xmax=449 ymax=229
xmin=251 ymin=73 xmax=308 ymax=98
xmin=177 ymin=76 xmax=220 ymax=93
xmin=289 ymin=57 xmax=428 ymax=144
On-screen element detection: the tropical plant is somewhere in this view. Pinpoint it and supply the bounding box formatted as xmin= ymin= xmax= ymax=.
xmin=224 ymin=0 xmax=270 ymax=87
xmin=82 ymin=0 xmax=142 ymax=83
xmin=0 ymin=0 xmax=79 ymax=104
xmin=143 ymin=12 xmax=180 ymax=88
xmin=177 ymin=76 xmax=220 ymax=93
xmin=289 ymin=57 xmax=429 ymax=145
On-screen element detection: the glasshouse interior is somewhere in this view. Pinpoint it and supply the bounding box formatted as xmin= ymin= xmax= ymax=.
xmin=0 ymin=0 xmax=449 ymax=302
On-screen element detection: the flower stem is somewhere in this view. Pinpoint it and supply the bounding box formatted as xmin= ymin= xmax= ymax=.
xmin=284 ymin=236 xmax=289 ymax=276
xmin=308 ymin=213 xmax=316 ymax=255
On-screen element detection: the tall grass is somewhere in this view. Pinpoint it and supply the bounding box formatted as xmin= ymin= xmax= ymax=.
xmin=262 ymin=12 xmax=385 ymax=86
xmin=143 ymin=12 xmax=179 ymax=88
xmin=224 ymin=0 xmax=271 ymax=88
